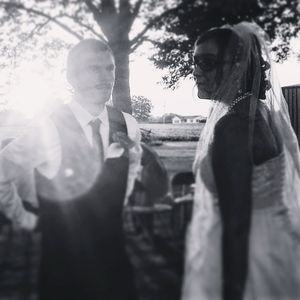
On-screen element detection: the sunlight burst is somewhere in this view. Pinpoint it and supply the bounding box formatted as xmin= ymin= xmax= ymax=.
xmin=5 ymin=60 xmax=70 ymax=119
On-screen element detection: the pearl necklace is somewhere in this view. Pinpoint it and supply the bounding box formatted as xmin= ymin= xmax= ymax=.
xmin=228 ymin=92 xmax=252 ymax=112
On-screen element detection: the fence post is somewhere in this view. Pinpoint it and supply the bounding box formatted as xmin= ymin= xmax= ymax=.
xmin=282 ymin=85 xmax=300 ymax=145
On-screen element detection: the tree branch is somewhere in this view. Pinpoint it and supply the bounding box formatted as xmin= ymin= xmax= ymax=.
xmin=0 ymin=1 xmax=83 ymax=40
xmin=128 ymin=0 xmax=143 ymax=28
xmin=101 ymin=0 xmax=117 ymax=14
xmin=132 ymin=0 xmax=143 ymax=19
xmin=130 ymin=36 xmax=152 ymax=53
xmin=84 ymin=0 xmax=120 ymax=42
xmin=16 ymin=19 xmax=51 ymax=48
xmin=83 ymin=0 xmax=103 ymax=26
xmin=130 ymin=4 xmax=184 ymax=48
xmin=61 ymin=13 xmax=107 ymax=42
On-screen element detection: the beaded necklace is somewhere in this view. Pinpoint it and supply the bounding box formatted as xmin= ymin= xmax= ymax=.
xmin=228 ymin=92 xmax=252 ymax=112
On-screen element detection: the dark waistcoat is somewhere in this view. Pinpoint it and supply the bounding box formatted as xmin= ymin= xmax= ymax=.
xmin=35 ymin=105 xmax=136 ymax=300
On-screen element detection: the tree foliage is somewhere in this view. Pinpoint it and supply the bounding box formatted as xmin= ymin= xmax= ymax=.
xmin=131 ymin=95 xmax=153 ymax=121
xmin=0 ymin=0 xmax=185 ymax=113
xmin=0 ymin=0 xmax=299 ymax=111
xmin=150 ymin=0 xmax=300 ymax=88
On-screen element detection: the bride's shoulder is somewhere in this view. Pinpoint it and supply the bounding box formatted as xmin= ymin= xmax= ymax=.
xmin=212 ymin=114 xmax=251 ymax=171
xmin=214 ymin=113 xmax=249 ymax=142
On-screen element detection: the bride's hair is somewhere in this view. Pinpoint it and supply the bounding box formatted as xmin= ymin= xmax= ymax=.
xmin=194 ymin=28 xmax=270 ymax=100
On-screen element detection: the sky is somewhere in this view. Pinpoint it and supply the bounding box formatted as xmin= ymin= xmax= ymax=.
xmin=130 ymin=55 xmax=211 ymax=117
xmin=130 ymin=38 xmax=300 ymax=117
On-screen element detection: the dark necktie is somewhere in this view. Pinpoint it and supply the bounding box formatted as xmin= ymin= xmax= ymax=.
xmin=89 ymin=118 xmax=104 ymax=164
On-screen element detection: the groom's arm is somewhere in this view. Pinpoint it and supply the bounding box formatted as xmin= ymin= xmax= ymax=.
xmin=0 ymin=118 xmax=61 ymax=229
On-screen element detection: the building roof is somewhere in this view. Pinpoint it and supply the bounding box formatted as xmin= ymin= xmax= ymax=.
xmin=282 ymin=84 xmax=300 ymax=88
xmin=172 ymin=114 xmax=206 ymax=120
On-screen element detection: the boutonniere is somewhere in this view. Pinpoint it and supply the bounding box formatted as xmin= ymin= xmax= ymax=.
xmin=112 ymin=132 xmax=136 ymax=149
xmin=106 ymin=132 xmax=136 ymax=159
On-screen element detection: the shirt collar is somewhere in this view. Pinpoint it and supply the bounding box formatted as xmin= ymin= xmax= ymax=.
xmin=68 ymin=101 xmax=108 ymax=129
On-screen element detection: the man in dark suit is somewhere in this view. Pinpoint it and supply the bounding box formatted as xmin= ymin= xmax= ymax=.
xmin=0 ymin=39 xmax=142 ymax=300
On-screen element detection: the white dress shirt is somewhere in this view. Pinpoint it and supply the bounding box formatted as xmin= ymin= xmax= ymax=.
xmin=0 ymin=102 xmax=142 ymax=229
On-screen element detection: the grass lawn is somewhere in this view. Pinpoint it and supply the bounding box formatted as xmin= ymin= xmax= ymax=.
xmin=139 ymin=123 xmax=204 ymax=141
xmin=139 ymin=123 xmax=202 ymax=178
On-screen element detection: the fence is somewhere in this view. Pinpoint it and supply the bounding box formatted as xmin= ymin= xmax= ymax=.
xmin=282 ymin=85 xmax=300 ymax=144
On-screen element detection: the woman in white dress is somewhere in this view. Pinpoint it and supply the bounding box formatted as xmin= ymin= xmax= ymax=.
xmin=182 ymin=22 xmax=300 ymax=300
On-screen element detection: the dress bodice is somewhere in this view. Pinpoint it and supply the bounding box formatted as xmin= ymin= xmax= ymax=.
xmin=198 ymin=151 xmax=285 ymax=210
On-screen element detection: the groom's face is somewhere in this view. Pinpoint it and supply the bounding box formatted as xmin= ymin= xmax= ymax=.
xmin=69 ymin=43 xmax=115 ymax=106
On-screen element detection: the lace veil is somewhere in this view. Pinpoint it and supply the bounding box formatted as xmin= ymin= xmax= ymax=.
xmin=187 ymin=21 xmax=300 ymax=271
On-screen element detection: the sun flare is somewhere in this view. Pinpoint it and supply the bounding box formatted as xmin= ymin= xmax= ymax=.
xmin=5 ymin=60 xmax=70 ymax=119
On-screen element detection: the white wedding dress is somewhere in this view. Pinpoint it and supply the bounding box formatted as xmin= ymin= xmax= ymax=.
xmin=182 ymin=145 xmax=300 ymax=300
xmin=182 ymin=21 xmax=300 ymax=300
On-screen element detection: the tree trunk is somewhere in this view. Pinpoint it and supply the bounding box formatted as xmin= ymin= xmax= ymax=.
xmin=111 ymin=39 xmax=132 ymax=114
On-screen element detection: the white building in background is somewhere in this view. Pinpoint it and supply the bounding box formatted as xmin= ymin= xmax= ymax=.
xmin=172 ymin=115 xmax=206 ymax=124
xmin=185 ymin=116 xmax=197 ymax=123
xmin=172 ymin=116 xmax=182 ymax=124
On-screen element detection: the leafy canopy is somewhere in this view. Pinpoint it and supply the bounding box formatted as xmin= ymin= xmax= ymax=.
xmin=0 ymin=0 xmax=299 ymax=96
xmin=132 ymin=95 xmax=153 ymax=121
xmin=150 ymin=0 xmax=300 ymax=88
